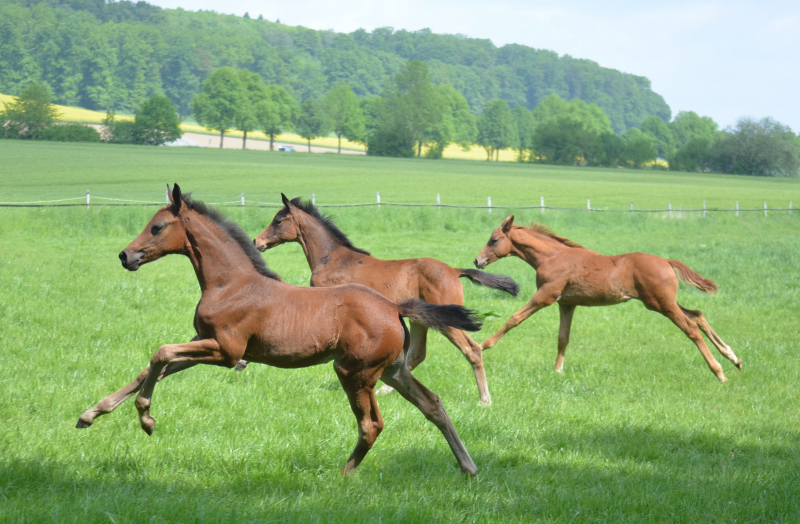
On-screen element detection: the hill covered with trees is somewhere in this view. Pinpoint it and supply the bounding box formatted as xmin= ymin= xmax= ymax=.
xmin=0 ymin=0 xmax=670 ymax=132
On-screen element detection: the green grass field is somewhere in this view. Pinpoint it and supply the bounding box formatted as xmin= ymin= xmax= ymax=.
xmin=2 ymin=141 xmax=800 ymax=523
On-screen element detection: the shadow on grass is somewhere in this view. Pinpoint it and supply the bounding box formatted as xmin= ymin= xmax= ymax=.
xmin=2 ymin=423 xmax=799 ymax=523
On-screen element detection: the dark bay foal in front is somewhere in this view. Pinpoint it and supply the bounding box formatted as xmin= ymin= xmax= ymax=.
xmin=474 ymin=215 xmax=742 ymax=381
xmin=250 ymin=195 xmax=519 ymax=406
xmin=76 ymin=184 xmax=481 ymax=476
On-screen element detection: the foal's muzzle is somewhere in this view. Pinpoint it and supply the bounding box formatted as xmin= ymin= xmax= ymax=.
xmin=119 ymin=249 xmax=144 ymax=271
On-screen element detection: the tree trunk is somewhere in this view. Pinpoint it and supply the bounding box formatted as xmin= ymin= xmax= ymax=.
xmin=269 ymin=134 xmax=274 ymax=151
xmin=496 ymin=148 xmax=500 ymax=162
xmin=338 ymin=135 xmax=341 ymax=154
xmin=417 ymin=140 xmax=423 ymax=157
xmin=307 ymin=139 xmax=311 ymax=152
xmin=243 ymin=131 xmax=247 ymax=150
xmin=219 ymin=129 xmax=224 ymax=149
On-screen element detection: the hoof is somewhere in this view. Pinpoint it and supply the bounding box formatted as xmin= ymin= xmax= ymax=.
xmin=460 ymin=465 xmax=478 ymax=477
xmin=477 ymin=399 xmax=492 ymax=407
xmin=736 ymin=359 xmax=743 ymax=371
xmin=75 ymin=418 xmax=92 ymax=429
xmin=718 ymin=375 xmax=729 ymax=383
xmin=140 ymin=418 xmax=155 ymax=436
xmin=234 ymin=360 xmax=249 ymax=371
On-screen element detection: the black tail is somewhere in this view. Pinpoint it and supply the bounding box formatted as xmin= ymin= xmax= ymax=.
xmin=398 ymin=299 xmax=482 ymax=332
xmin=458 ymin=269 xmax=520 ymax=297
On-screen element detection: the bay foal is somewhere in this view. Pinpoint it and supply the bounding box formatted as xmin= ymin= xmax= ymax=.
xmin=474 ymin=215 xmax=742 ymax=381
xmin=76 ymin=184 xmax=480 ymax=476
xmin=250 ymin=195 xmax=519 ymax=406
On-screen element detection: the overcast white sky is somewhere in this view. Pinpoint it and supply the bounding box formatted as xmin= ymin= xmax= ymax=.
xmin=147 ymin=0 xmax=800 ymax=132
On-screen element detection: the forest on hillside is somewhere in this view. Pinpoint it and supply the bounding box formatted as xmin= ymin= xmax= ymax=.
xmin=0 ymin=0 xmax=671 ymax=132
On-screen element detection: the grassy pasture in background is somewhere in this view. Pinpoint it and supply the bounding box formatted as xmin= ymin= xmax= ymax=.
xmin=1 ymin=141 xmax=800 ymax=522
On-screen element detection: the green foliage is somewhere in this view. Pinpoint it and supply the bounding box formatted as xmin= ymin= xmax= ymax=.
xmin=422 ymin=84 xmax=476 ymax=159
xmin=0 ymin=82 xmax=61 ymax=138
xmin=256 ymin=84 xmax=298 ymax=150
xmin=669 ymin=111 xmax=718 ymax=150
xmin=133 ymin=94 xmax=181 ymax=146
xmin=476 ymin=99 xmax=517 ymax=161
xmin=713 ymin=117 xmax=800 ymax=177
xmin=323 ymin=82 xmax=365 ymax=153
xmin=530 ymin=116 xmax=588 ymax=165
xmin=621 ymin=128 xmax=657 ymax=168
xmin=640 ymin=116 xmax=674 ymax=159
xmin=0 ymin=2 xmax=671 ymax=129
xmin=190 ymin=67 xmax=245 ymax=147
xmin=295 ymin=98 xmax=329 ymax=151
xmin=512 ymin=105 xmax=536 ymax=162
xmin=669 ymin=138 xmax=715 ymax=173
xmin=235 ymin=69 xmax=266 ymax=148
xmin=35 ymin=123 xmax=101 ymax=142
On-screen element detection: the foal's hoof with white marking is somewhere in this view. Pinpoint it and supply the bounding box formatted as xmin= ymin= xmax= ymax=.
xmin=234 ymin=360 xmax=249 ymax=371
xmin=735 ymin=359 xmax=743 ymax=371
xmin=477 ymin=399 xmax=492 ymax=407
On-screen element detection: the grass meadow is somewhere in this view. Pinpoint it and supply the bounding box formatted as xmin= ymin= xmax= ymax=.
xmin=1 ymin=141 xmax=800 ymax=522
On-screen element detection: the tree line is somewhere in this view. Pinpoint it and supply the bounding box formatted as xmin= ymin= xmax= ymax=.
xmin=187 ymin=61 xmax=800 ymax=176
xmin=4 ymin=61 xmax=798 ymax=177
xmin=0 ymin=0 xmax=670 ymax=132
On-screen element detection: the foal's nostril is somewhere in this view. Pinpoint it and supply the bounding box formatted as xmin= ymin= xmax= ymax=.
xmin=252 ymin=238 xmax=257 ymax=245
xmin=119 ymin=251 xmax=127 ymax=264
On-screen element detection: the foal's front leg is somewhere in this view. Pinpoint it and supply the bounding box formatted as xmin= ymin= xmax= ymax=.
xmin=480 ymin=287 xmax=560 ymax=350
xmin=134 ymin=338 xmax=234 ymax=435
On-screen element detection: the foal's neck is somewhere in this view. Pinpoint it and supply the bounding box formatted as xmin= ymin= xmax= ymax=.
xmin=296 ymin=213 xmax=355 ymax=271
xmin=184 ymin=212 xmax=263 ymax=292
xmin=511 ymin=228 xmax=563 ymax=269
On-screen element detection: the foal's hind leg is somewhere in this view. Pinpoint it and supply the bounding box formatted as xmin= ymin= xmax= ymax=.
xmin=76 ymin=361 xmax=197 ymax=428
xmin=679 ymin=305 xmax=742 ymax=370
xmin=555 ymin=305 xmax=576 ymax=373
xmin=377 ymin=322 xmax=427 ymax=396
xmin=380 ymin=359 xmax=478 ymax=476
xmin=335 ymin=366 xmax=385 ymax=475
xmin=645 ymin=299 xmax=727 ymax=382
xmin=442 ymin=327 xmax=491 ymax=406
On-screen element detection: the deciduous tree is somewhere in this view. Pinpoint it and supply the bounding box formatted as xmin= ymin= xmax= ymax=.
xmin=0 ymin=83 xmax=61 ymax=139
xmin=190 ymin=67 xmax=245 ymax=148
xmin=476 ymin=99 xmax=517 ymax=161
xmin=323 ymin=82 xmax=365 ymax=153
xmin=295 ymin=98 xmax=329 ymax=152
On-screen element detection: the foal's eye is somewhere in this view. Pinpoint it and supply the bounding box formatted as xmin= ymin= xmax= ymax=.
xmin=487 ymin=239 xmax=496 ymax=246
xmin=151 ymin=224 xmax=165 ymax=235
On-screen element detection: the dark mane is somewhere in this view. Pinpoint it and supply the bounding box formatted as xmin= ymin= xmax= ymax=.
xmin=525 ymin=222 xmax=584 ymax=249
xmin=181 ymin=194 xmax=282 ymax=281
xmin=281 ymin=197 xmax=370 ymax=255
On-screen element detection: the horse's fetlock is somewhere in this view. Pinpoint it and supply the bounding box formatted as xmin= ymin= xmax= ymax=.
xmin=134 ymin=396 xmax=150 ymax=412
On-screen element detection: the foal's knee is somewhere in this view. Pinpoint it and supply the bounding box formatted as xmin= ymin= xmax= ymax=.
xmin=150 ymin=345 xmax=174 ymax=366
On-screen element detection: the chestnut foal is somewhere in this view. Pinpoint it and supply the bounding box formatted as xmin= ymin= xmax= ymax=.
xmin=249 ymin=195 xmax=519 ymax=406
xmin=76 ymin=185 xmax=480 ymax=476
xmin=474 ymin=215 xmax=742 ymax=382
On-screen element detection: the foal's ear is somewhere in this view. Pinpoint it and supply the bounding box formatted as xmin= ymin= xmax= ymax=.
xmin=281 ymin=193 xmax=291 ymax=209
xmin=501 ymin=215 xmax=515 ymax=234
xmin=170 ymin=183 xmax=183 ymax=211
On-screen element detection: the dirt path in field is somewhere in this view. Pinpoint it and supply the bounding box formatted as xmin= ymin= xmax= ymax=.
xmin=183 ymin=132 xmax=365 ymax=155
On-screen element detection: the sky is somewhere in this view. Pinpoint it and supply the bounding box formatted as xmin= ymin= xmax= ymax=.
xmin=146 ymin=0 xmax=800 ymax=132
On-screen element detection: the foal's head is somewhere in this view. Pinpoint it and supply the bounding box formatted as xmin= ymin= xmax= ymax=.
xmin=119 ymin=184 xmax=188 ymax=271
xmin=253 ymin=193 xmax=301 ymax=252
xmin=474 ymin=215 xmax=516 ymax=269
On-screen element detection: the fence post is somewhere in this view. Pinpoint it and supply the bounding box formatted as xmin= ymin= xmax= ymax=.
xmin=312 ymin=194 xmax=315 ymax=206
xmin=437 ymin=194 xmax=440 ymax=206
xmin=790 ymin=201 xmax=793 ymax=214
xmin=703 ymin=201 xmax=706 ymax=218
xmin=487 ymin=196 xmax=492 ymax=213
xmin=630 ymin=201 xmax=633 ymax=212
xmin=764 ymin=201 xmax=767 ymax=217
xmin=541 ymin=196 xmax=544 ymax=213
xmin=587 ymin=199 xmax=591 ymax=211
xmin=736 ymin=201 xmax=739 ymax=217
xmin=668 ymin=201 xmax=672 ymax=218
xmin=86 ymin=189 xmax=90 ymax=209
xmin=377 ymin=192 xmax=380 ymax=208
xmin=241 ymin=193 xmax=245 ymax=207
